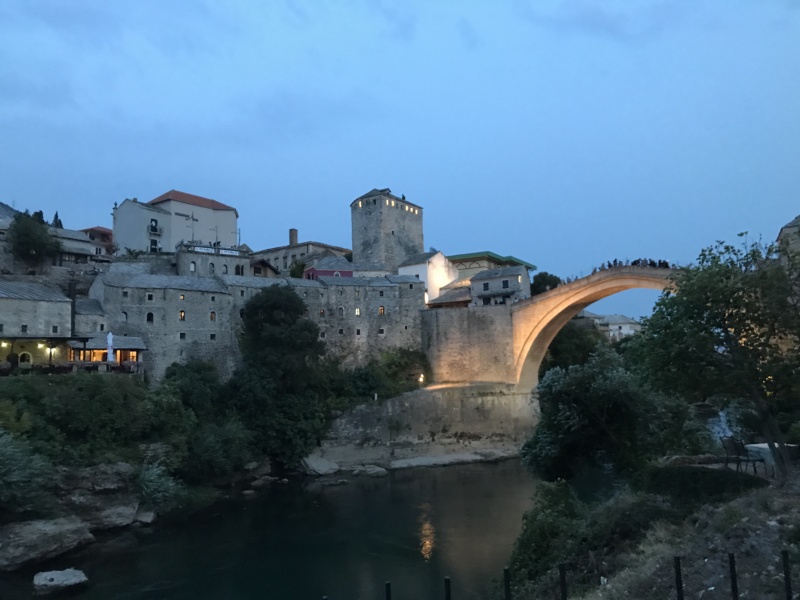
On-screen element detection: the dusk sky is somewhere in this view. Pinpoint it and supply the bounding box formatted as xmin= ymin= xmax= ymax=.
xmin=2 ymin=1 xmax=799 ymax=317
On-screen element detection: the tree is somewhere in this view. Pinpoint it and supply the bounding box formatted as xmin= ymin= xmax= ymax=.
xmin=6 ymin=212 xmax=61 ymax=269
xmin=51 ymin=212 xmax=63 ymax=228
xmin=538 ymin=320 xmax=607 ymax=377
xmin=627 ymin=237 xmax=800 ymax=479
xmin=531 ymin=271 xmax=562 ymax=295
xmin=522 ymin=347 xmax=707 ymax=480
xmin=289 ymin=261 xmax=306 ymax=278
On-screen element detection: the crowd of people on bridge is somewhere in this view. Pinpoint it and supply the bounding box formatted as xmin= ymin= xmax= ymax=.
xmin=591 ymin=258 xmax=672 ymax=274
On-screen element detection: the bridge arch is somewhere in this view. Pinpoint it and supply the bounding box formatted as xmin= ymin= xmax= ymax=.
xmin=512 ymin=267 xmax=673 ymax=391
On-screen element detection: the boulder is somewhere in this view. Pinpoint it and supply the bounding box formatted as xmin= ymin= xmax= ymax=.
xmin=33 ymin=568 xmax=88 ymax=596
xmin=62 ymin=491 xmax=139 ymax=530
xmin=302 ymin=455 xmax=340 ymax=476
xmin=363 ymin=465 xmax=388 ymax=478
xmin=0 ymin=517 xmax=94 ymax=572
xmin=134 ymin=509 xmax=156 ymax=525
xmin=56 ymin=463 xmax=136 ymax=494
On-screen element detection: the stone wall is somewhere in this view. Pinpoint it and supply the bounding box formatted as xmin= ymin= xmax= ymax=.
xmin=421 ymin=304 xmax=517 ymax=385
xmin=351 ymin=192 xmax=423 ymax=271
xmin=317 ymin=383 xmax=538 ymax=467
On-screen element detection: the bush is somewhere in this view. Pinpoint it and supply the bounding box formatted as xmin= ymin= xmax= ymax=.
xmin=137 ymin=462 xmax=185 ymax=512
xmin=0 ymin=429 xmax=55 ymax=523
xmin=181 ymin=417 xmax=253 ymax=483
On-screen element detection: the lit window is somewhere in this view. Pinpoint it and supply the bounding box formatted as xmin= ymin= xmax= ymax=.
xmin=355 ymin=308 xmax=361 ymax=316
xmin=179 ymin=294 xmax=185 ymax=300
xmin=320 ymin=309 xmax=325 ymax=317
xmin=358 ymin=201 xmax=362 ymax=207
xmin=210 ymin=311 xmax=216 ymax=322
xmin=190 ymin=262 xmax=196 ymax=272
xmin=391 ymin=200 xmax=395 ymax=207
xmin=378 ymin=306 xmax=385 ymax=316
xmin=179 ymin=310 xmax=186 ymax=321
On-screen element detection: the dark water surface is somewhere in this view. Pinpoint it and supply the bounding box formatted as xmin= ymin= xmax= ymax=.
xmin=1 ymin=461 xmax=537 ymax=600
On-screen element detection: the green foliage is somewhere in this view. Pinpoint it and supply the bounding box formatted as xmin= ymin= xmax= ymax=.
xmin=530 ymin=271 xmax=562 ymax=295
xmin=634 ymin=465 xmax=767 ymax=508
xmin=51 ymin=211 xmax=63 ymax=228
xmin=181 ymin=417 xmax=253 ymax=483
xmin=346 ymin=348 xmax=430 ymax=402
xmin=522 ymin=347 xmax=711 ymax=480
xmin=7 ymin=211 xmax=62 ymax=268
xmin=289 ymin=261 xmax=306 ymax=278
xmin=137 ymin=462 xmax=185 ymax=512
xmin=162 ymin=360 xmax=222 ymax=420
xmin=538 ymin=320 xmax=607 ymax=377
xmin=0 ymin=429 xmax=56 ymax=523
xmin=508 ymin=482 xmax=675 ymax=596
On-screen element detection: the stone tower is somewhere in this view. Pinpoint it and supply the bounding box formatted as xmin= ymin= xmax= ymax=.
xmin=350 ymin=188 xmax=424 ymax=271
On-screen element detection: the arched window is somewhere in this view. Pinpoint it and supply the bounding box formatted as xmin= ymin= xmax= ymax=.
xmin=179 ymin=310 xmax=186 ymax=321
xmin=190 ymin=261 xmax=196 ymax=272
xmin=223 ymin=265 xmax=228 ymax=274
xmin=334 ymin=271 xmax=341 ymax=277
xmin=337 ymin=307 xmax=344 ymax=317
xmin=210 ymin=311 xmax=216 ymax=322
xmin=122 ymin=311 xmax=128 ymax=322
xmin=378 ymin=306 xmax=385 ymax=316
xmin=209 ymin=263 xmax=215 ymax=274
xmin=146 ymin=312 xmax=154 ymax=323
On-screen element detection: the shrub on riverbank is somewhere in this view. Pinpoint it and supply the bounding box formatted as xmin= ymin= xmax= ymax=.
xmin=0 ymin=429 xmax=56 ymax=523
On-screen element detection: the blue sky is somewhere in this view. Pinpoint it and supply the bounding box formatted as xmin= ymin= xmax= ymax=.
xmin=2 ymin=1 xmax=799 ymax=317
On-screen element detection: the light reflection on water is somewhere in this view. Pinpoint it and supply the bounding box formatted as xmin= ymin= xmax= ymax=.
xmin=0 ymin=460 xmax=537 ymax=600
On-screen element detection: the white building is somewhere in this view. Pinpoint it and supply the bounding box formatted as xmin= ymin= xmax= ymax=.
xmin=113 ymin=190 xmax=239 ymax=255
xmin=398 ymin=251 xmax=459 ymax=303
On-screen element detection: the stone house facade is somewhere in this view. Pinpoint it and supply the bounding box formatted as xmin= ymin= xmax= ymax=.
xmin=470 ymin=266 xmax=530 ymax=306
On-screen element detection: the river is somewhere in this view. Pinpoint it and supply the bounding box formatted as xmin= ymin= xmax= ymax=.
xmin=0 ymin=460 xmax=537 ymax=600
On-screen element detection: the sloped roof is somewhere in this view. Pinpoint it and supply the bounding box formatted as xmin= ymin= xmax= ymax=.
xmin=68 ymin=334 xmax=147 ymax=350
xmin=385 ymin=274 xmax=422 ymax=284
xmin=148 ymin=190 xmax=238 ymax=217
xmin=0 ymin=282 xmax=70 ymax=302
xmin=219 ymin=275 xmax=292 ymax=290
xmin=427 ymin=287 xmax=472 ymax=306
xmin=471 ymin=266 xmax=529 ymax=281
xmin=447 ymin=251 xmax=536 ymax=271
xmin=75 ymin=298 xmax=105 ymax=315
xmin=81 ymin=226 xmax=112 ymax=235
xmin=351 ymin=188 xmax=423 ymax=210
xmin=102 ymin=273 xmax=229 ymax=293
xmin=599 ymin=314 xmax=640 ymax=326
xmin=0 ymin=201 xmax=20 ymax=221
xmin=399 ymin=251 xmax=437 ymax=267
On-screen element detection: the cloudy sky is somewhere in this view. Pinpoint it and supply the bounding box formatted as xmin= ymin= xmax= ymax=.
xmin=2 ymin=1 xmax=799 ymax=317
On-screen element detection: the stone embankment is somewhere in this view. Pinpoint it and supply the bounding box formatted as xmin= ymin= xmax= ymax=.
xmin=304 ymin=383 xmax=538 ymax=474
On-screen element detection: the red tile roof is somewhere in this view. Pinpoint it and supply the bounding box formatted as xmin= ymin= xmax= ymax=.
xmin=147 ymin=190 xmax=238 ymax=217
xmin=81 ymin=226 xmax=112 ymax=234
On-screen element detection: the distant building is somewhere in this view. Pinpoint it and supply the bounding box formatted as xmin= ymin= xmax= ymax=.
xmin=80 ymin=226 xmax=114 ymax=258
xmin=251 ymin=228 xmax=350 ymax=274
xmin=778 ymin=214 xmax=800 ymax=255
xmin=113 ymin=190 xmax=239 ymax=254
xmin=470 ymin=266 xmax=530 ymax=306
xmin=576 ymin=310 xmax=641 ymax=340
xmin=351 ymin=188 xmax=424 ymax=272
xmin=447 ymin=251 xmax=536 ymax=280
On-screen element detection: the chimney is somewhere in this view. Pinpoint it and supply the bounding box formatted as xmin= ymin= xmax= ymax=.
xmin=289 ymin=228 xmax=298 ymax=246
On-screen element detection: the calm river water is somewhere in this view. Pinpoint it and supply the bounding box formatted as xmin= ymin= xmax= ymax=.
xmin=0 ymin=460 xmax=537 ymax=600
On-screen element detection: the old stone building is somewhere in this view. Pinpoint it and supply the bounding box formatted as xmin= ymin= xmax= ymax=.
xmin=351 ymin=188 xmax=423 ymax=271
xmin=251 ymin=228 xmax=351 ymax=274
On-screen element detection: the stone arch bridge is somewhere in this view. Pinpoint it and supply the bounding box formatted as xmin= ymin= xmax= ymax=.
xmin=421 ymin=266 xmax=674 ymax=392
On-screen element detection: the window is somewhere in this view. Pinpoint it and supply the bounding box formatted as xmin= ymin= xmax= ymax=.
xmin=0 ymin=324 xmax=3 ymax=332
xmin=100 ymin=324 xmax=105 ymax=331
xmin=355 ymin=307 xmax=361 ymax=316
xmin=122 ymin=290 xmax=129 ymax=298
xmin=320 ymin=309 xmax=325 ymax=317
xmin=52 ymin=326 xmax=58 ymax=334
xmin=355 ymin=289 xmax=360 ymax=297
xmin=223 ymin=265 xmax=228 ymax=274
xmin=379 ymin=290 xmax=384 ymax=297
xmin=378 ymin=306 xmax=385 ymax=316
xmin=338 ymin=328 xmax=344 ymax=335
xmin=320 ymin=332 xmax=326 ymax=338
xmin=239 ymin=309 xmax=244 ymax=319
xmin=210 ymin=333 xmax=216 ymax=340
xmin=378 ymin=328 xmax=385 ymax=335
xmin=179 ymin=294 xmax=185 ymax=300
xmin=147 ymin=293 xmax=154 ymax=301
xmin=21 ymin=324 xmax=27 ymax=333
xmin=240 ymin=290 xmax=245 ymax=297
xmin=409 ymin=284 xmax=414 ymax=289
xmin=356 ymin=329 xmax=361 ymax=336
xmin=334 ymin=271 xmax=340 ymax=277
xmin=209 ymin=263 xmax=215 ymax=275
xmin=483 ymin=298 xmax=491 ymax=306
xmin=483 ymin=282 xmax=489 ymax=291
xmin=179 ymin=332 xmax=186 ymax=340
xmin=179 ymin=310 xmax=186 ymax=321
xmin=210 ymin=311 xmax=216 ymax=322
xmin=211 ymin=296 xmax=215 ymax=302
xmin=254 ymin=267 xmax=262 ymax=275
xmin=146 ymin=313 xmax=154 ymax=323
xmin=338 ymin=307 xmax=344 ymax=317
xmin=122 ymin=312 xmax=128 ymax=322
xmin=404 ymin=325 xmax=408 ymax=330
xmin=190 ymin=262 xmax=196 ymax=272
xmin=502 ymin=280 xmax=509 ymax=289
